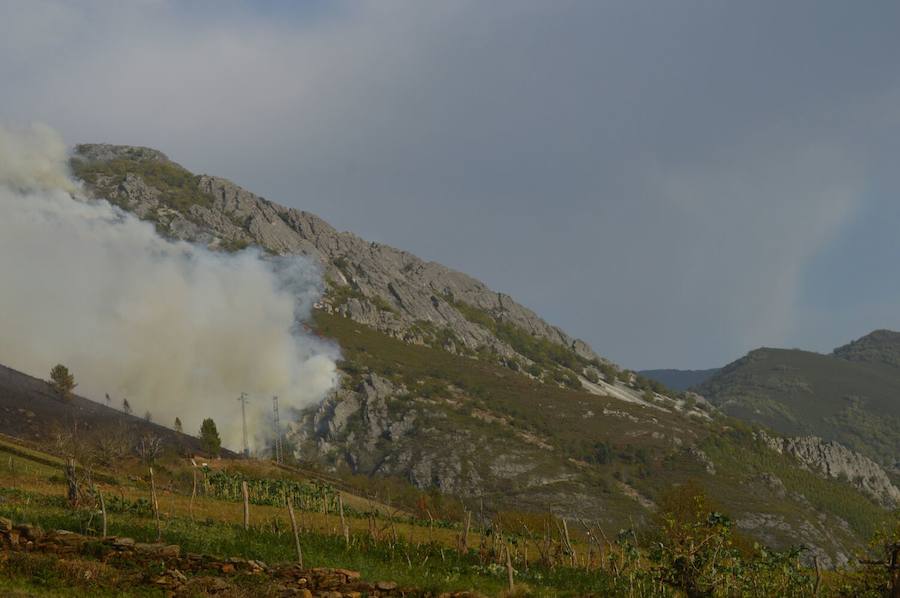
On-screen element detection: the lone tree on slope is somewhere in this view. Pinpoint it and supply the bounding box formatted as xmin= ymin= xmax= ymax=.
xmin=200 ymin=418 xmax=222 ymax=457
xmin=49 ymin=364 xmax=76 ymax=402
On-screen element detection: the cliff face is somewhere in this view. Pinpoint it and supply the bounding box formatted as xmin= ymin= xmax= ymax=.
xmin=759 ymin=432 xmax=900 ymax=507
xmin=71 ymin=144 xmax=601 ymax=376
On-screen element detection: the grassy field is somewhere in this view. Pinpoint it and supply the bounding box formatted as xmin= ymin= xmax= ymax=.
xmin=1 ymin=446 xmax=890 ymax=597
xmin=0 ymin=437 xmax=630 ymax=596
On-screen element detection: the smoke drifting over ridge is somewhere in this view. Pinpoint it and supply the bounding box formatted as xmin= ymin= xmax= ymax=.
xmin=0 ymin=124 xmax=338 ymax=450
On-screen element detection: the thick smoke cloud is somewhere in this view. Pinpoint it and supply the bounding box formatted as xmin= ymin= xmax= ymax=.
xmin=0 ymin=124 xmax=338 ymax=450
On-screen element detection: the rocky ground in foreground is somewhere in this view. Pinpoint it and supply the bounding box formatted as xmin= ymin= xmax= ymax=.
xmin=0 ymin=516 xmax=482 ymax=598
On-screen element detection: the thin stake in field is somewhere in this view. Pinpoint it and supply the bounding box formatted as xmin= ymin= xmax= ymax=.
xmin=242 ymin=480 xmax=250 ymax=530
xmin=505 ymin=541 xmax=515 ymax=592
xmin=338 ymin=493 xmax=349 ymax=547
xmin=98 ymin=488 xmax=107 ymax=537
xmin=149 ymin=466 xmax=161 ymax=541
xmin=285 ymin=492 xmax=303 ymax=568
xmin=189 ymin=459 xmax=198 ymax=523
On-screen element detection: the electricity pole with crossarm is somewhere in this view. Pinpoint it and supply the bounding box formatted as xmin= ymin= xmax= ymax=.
xmin=237 ymin=392 xmax=250 ymax=457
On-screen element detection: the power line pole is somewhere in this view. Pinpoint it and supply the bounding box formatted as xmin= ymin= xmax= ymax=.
xmin=237 ymin=392 xmax=250 ymax=457
xmin=272 ymin=395 xmax=283 ymax=464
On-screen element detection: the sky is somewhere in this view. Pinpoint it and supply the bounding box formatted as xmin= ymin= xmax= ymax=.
xmin=2 ymin=0 xmax=899 ymax=370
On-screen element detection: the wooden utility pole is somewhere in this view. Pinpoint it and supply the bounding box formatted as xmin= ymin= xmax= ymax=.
xmin=272 ymin=396 xmax=283 ymax=464
xmin=237 ymin=393 xmax=250 ymax=457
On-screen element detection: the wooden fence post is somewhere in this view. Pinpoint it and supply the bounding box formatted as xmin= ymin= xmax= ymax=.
xmin=338 ymin=493 xmax=349 ymax=547
xmin=65 ymin=458 xmax=77 ymax=507
xmin=98 ymin=488 xmax=108 ymax=537
xmin=149 ymin=466 xmax=161 ymax=541
xmin=286 ymin=494 xmax=303 ymax=568
xmin=189 ymin=464 xmax=197 ymax=523
xmin=242 ymin=481 xmax=250 ymax=530
xmin=462 ymin=511 xmax=471 ymax=553
xmin=562 ymin=518 xmax=576 ymax=567
xmin=505 ymin=541 xmax=515 ymax=592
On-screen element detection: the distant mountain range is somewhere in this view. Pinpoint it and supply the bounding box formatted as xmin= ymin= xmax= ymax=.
xmin=638 ymin=368 xmax=720 ymax=391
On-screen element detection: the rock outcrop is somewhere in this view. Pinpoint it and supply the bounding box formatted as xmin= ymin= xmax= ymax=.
xmin=760 ymin=431 xmax=900 ymax=507
xmin=294 ymin=373 xmax=569 ymax=500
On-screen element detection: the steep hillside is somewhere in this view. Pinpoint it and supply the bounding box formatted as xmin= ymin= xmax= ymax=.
xmin=639 ymin=368 xmax=720 ymax=391
xmin=696 ymin=339 xmax=900 ymax=472
xmin=70 ymin=144 xmax=607 ymax=386
xmin=68 ymin=144 xmax=899 ymax=564
xmin=0 ymin=363 xmax=218 ymax=457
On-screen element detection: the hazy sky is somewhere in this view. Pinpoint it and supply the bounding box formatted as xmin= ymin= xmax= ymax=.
xmin=2 ymin=0 xmax=899 ymax=369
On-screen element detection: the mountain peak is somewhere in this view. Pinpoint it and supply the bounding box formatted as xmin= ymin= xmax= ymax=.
xmin=833 ymin=329 xmax=900 ymax=368
xmin=72 ymin=143 xmax=170 ymax=165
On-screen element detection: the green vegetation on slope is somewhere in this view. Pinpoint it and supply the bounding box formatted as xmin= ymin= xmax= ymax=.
xmin=833 ymin=329 xmax=900 ymax=369
xmin=314 ymin=310 xmax=688 ymax=462
xmin=313 ymin=311 xmax=891 ymax=562
xmin=697 ymin=347 xmax=900 ymax=467
xmin=446 ymin=294 xmax=592 ymax=371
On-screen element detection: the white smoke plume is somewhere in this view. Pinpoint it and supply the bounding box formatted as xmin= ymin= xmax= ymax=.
xmin=0 ymin=124 xmax=338 ymax=451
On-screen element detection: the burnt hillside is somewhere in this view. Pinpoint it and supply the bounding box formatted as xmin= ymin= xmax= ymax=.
xmin=0 ymin=363 xmax=222 ymax=456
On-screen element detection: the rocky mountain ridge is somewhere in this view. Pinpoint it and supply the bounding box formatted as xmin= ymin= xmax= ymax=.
xmin=71 ymin=144 xmax=604 ymax=382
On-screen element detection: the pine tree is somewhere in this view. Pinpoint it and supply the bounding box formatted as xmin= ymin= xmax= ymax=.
xmin=49 ymin=364 xmax=76 ymax=401
xmin=122 ymin=398 xmax=132 ymax=415
xmin=200 ymin=418 xmax=221 ymax=457
xmin=174 ymin=417 xmax=183 ymax=433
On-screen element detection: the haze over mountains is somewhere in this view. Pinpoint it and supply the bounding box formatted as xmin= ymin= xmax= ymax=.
xmin=637 ymin=368 xmax=720 ymax=391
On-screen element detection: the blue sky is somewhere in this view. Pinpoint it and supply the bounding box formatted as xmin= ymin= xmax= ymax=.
xmin=2 ymin=0 xmax=899 ymax=369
